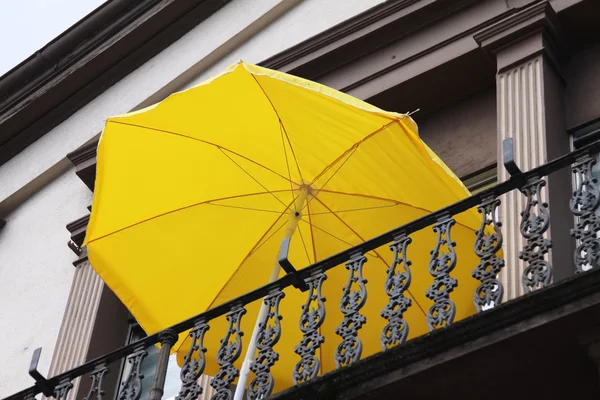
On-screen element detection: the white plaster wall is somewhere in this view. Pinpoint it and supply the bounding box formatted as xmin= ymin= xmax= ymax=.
xmin=0 ymin=0 xmax=384 ymax=396
xmin=0 ymin=0 xmax=384 ymax=205
xmin=185 ymin=0 xmax=385 ymax=87
xmin=0 ymin=170 xmax=92 ymax=397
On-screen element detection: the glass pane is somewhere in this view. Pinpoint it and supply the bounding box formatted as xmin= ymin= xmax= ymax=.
xmin=120 ymin=325 xmax=182 ymax=400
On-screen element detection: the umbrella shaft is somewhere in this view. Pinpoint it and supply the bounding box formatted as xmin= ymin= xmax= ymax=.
xmin=284 ymin=186 xmax=309 ymax=238
xmin=235 ymin=189 xmax=307 ymax=399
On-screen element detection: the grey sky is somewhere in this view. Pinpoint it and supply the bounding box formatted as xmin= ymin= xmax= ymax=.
xmin=0 ymin=0 xmax=106 ymax=76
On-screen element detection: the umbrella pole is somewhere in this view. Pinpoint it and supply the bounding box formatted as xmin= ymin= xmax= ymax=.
xmin=234 ymin=187 xmax=309 ymax=400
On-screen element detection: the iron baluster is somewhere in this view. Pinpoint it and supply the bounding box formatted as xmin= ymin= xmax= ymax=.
xmin=176 ymin=320 xmax=210 ymax=400
xmin=210 ymin=306 xmax=246 ymax=400
xmin=381 ymin=235 xmax=412 ymax=350
xmin=53 ymin=379 xmax=73 ymax=400
xmin=83 ymin=364 xmax=109 ymax=400
xmin=149 ymin=329 xmax=178 ymax=400
xmin=519 ymin=177 xmax=553 ymax=291
xmin=472 ymin=196 xmax=505 ymax=311
xmin=334 ymin=253 xmax=368 ymax=368
xmin=118 ymin=345 xmax=148 ymax=400
xmin=247 ymin=290 xmax=285 ymax=400
xmin=570 ymin=154 xmax=600 ymax=271
xmin=426 ymin=215 xmax=458 ymax=330
xmin=293 ymin=270 xmax=327 ymax=384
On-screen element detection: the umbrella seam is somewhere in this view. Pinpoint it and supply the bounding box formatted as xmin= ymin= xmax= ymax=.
xmin=279 ymin=123 xmax=296 ymax=198
xmin=249 ymin=73 xmax=305 ymax=183
xmin=301 ymin=146 xmax=359 ymax=214
xmin=240 ymin=63 xmax=409 ymax=122
xmin=86 ymin=190 xmax=293 ymax=244
xmin=218 ymin=147 xmax=289 ymax=208
xmin=107 ymin=119 xmax=298 ymax=185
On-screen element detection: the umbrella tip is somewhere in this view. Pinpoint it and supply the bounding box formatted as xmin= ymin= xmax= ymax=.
xmin=406 ymin=109 xmax=420 ymax=117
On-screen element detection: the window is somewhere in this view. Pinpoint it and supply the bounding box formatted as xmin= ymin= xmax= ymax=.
xmin=120 ymin=323 xmax=182 ymax=400
xmin=571 ymin=119 xmax=600 ymax=271
xmin=462 ymin=165 xmax=497 ymax=194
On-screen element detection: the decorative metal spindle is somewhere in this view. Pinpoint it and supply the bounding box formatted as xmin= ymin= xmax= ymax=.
xmin=53 ymin=379 xmax=73 ymax=400
xmin=519 ymin=176 xmax=553 ymax=291
xmin=335 ymin=253 xmax=367 ymax=368
xmin=570 ymin=154 xmax=600 ymax=271
xmin=118 ymin=345 xmax=148 ymax=400
xmin=293 ymin=270 xmax=327 ymax=384
xmin=149 ymin=329 xmax=178 ymax=400
xmin=247 ymin=290 xmax=285 ymax=400
xmin=426 ymin=215 xmax=458 ymax=331
xmin=472 ymin=196 xmax=505 ymax=312
xmin=83 ymin=364 xmax=109 ymax=400
xmin=210 ymin=306 xmax=246 ymax=400
xmin=381 ymin=234 xmax=412 ymax=350
xmin=176 ymin=320 xmax=210 ymax=400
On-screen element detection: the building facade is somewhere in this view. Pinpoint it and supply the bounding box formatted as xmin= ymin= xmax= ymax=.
xmin=2 ymin=0 xmax=600 ymax=398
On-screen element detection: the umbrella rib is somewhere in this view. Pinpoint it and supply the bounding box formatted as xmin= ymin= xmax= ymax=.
xmin=312 ymin=197 xmax=380 ymax=259
xmin=309 ymin=203 xmax=400 ymax=215
xmin=299 ymin=218 xmax=355 ymax=248
xmin=297 ymin=221 xmax=312 ymax=265
xmin=316 ymin=190 xmax=436 ymax=216
xmin=306 ymin=201 xmax=318 ymax=265
xmin=300 ymin=146 xmax=358 ymax=213
xmin=174 ymin=196 xmax=298 ymax=349
xmin=280 ymin=123 xmax=296 ymax=197
xmin=250 ymin=74 xmax=304 ymax=182
xmin=313 ymin=197 xmax=428 ymax=318
xmin=108 ymin=120 xmax=297 ymax=185
xmin=85 ymin=190 xmax=291 ymax=244
xmin=248 ymin=219 xmax=289 ymax=257
xmin=309 ymin=119 xmax=397 ymax=185
xmin=206 ymin=203 xmax=284 ymax=213
xmin=218 ymin=148 xmax=288 ymax=208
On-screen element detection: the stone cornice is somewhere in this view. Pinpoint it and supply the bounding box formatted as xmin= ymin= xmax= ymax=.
xmin=474 ymin=1 xmax=568 ymax=71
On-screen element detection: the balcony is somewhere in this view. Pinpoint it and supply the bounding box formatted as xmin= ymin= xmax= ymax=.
xmin=7 ymin=136 xmax=600 ymax=400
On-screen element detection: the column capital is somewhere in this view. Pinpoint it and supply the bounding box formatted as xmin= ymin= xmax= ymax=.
xmin=474 ymin=1 xmax=567 ymax=74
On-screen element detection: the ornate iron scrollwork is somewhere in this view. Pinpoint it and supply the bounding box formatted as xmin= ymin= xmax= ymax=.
xmin=335 ymin=253 xmax=368 ymax=368
xmin=248 ymin=290 xmax=285 ymax=400
xmin=176 ymin=320 xmax=210 ymax=400
xmin=426 ymin=215 xmax=458 ymax=331
xmin=210 ymin=306 xmax=246 ymax=400
xmin=519 ymin=177 xmax=553 ymax=291
xmin=118 ymin=345 xmax=148 ymax=400
xmin=381 ymin=235 xmax=412 ymax=350
xmin=293 ymin=270 xmax=327 ymax=384
xmin=472 ymin=196 xmax=505 ymax=311
xmin=83 ymin=364 xmax=109 ymax=400
xmin=53 ymin=379 xmax=73 ymax=400
xmin=570 ymin=155 xmax=600 ymax=271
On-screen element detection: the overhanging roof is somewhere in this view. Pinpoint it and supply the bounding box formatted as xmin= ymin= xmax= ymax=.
xmin=0 ymin=0 xmax=231 ymax=167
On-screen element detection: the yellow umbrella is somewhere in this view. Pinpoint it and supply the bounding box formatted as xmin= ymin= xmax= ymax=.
xmin=84 ymin=62 xmax=484 ymax=396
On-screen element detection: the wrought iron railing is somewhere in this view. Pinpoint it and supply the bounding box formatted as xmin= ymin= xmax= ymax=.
xmin=6 ymin=137 xmax=600 ymax=400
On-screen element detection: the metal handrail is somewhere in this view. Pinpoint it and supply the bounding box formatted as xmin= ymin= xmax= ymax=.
xmin=6 ymin=137 xmax=600 ymax=400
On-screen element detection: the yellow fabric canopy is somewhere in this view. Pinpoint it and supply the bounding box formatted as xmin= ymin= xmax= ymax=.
xmin=85 ymin=62 xmax=484 ymax=393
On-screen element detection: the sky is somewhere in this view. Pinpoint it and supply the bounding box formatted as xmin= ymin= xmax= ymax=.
xmin=0 ymin=0 xmax=106 ymax=76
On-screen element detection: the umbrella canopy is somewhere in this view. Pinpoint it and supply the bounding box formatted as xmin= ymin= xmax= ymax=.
xmin=84 ymin=62 xmax=484 ymax=393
